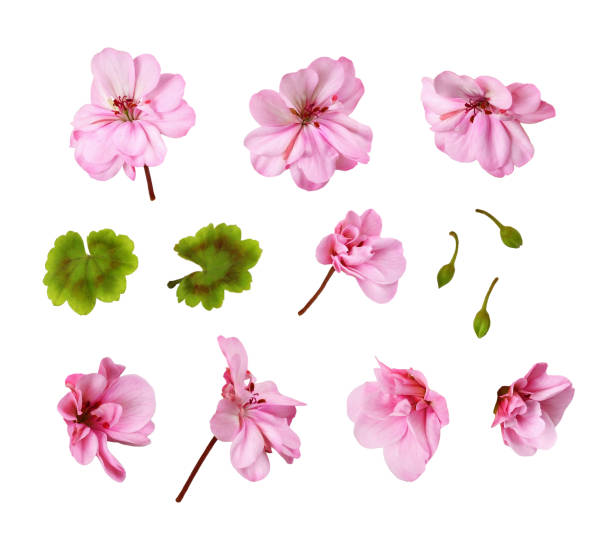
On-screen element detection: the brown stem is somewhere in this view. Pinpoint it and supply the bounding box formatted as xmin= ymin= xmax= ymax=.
xmin=144 ymin=165 xmax=156 ymax=201
xmin=175 ymin=436 xmax=217 ymax=503
xmin=298 ymin=267 xmax=335 ymax=316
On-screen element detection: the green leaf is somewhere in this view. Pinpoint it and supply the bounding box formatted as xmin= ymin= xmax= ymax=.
xmin=169 ymin=223 xmax=262 ymax=310
xmin=43 ymin=229 xmax=138 ymax=315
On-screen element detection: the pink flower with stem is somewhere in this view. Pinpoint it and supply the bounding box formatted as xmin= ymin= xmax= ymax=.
xmin=298 ymin=209 xmax=406 ymax=315
xmin=421 ymin=71 xmax=555 ymax=177
xmin=348 ymin=359 xmax=449 ymax=481
xmin=244 ymin=56 xmax=372 ymax=190
xmin=71 ymin=47 xmax=195 ymax=200
xmin=175 ymin=336 xmax=304 ymax=501
xmin=493 ymin=363 xmax=574 ymax=455
xmin=57 ymin=357 xmax=155 ymax=482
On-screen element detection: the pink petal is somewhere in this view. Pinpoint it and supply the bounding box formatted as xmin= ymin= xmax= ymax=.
xmin=421 ymin=77 xmax=466 ymax=122
xmin=501 ymin=426 xmax=537 ymax=456
xmin=90 ymin=48 xmax=135 ymax=108
xmin=334 ymin=57 xmax=364 ymax=114
xmin=75 ymin=373 xmax=108 ymax=405
xmin=359 ymin=209 xmax=382 ymax=236
xmin=508 ymin=83 xmax=541 ymax=114
xmin=218 ymin=336 xmax=249 ymax=388
xmin=336 ymin=155 xmax=358 ymax=171
xmin=347 ymin=382 xmax=395 ymax=421
xmin=526 ymin=411 xmax=557 ymax=450
xmin=123 ymin=163 xmax=136 ymax=180
xmin=145 ymin=100 xmax=195 ymax=138
xmin=143 ymin=73 xmax=185 ymax=113
xmin=524 ymin=363 xmax=573 ymax=401
xmin=70 ymin=429 xmax=98 ymax=465
xmin=230 ymin=418 xmax=264 ymax=469
xmin=210 ymin=399 xmax=241 ymax=442
xmin=383 ymin=430 xmax=430 ymax=481
xmin=112 ymin=121 xmax=149 ymax=157
xmin=107 ymin=421 xmax=154 ymax=446
xmin=72 ymin=104 xmax=116 ymax=132
xmin=279 ymin=68 xmax=318 ymax=110
xmin=250 ymin=153 xmax=287 ymax=177
xmin=133 ymin=54 xmax=161 ymax=99
xmin=58 ymin=392 xmax=77 ymax=421
xmin=244 ymin=124 xmax=301 ymax=157
xmin=102 ymin=374 xmax=155 ymax=433
xmin=434 ymin=71 xmax=482 ymax=99
xmin=356 ymin=279 xmax=398 ymax=303
xmin=504 ymin=120 xmax=534 ymax=168
xmin=406 ymin=408 xmax=442 ymax=457
xmin=96 ymin=433 xmax=126 ymax=482
xmin=517 ymin=101 xmax=555 ymax=123
xmin=237 ymin=451 xmax=270 ymax=481
xmin=73 ymin=122 xmax=122 ymax=164
xmin=289 ymin=163 xmax=329 ymax=191
xmin=354 ymin=414 xmax=407 ymax=449
xmin=317 ymin=112 xmax=372 ymax=162
xmin=250 ymin=90 xmax=297 ymax=126
xmin=248 ymin=409 xmax=301 ymax=458
xmin=316 ymin=234 xmax=338 ymax=265
xmin=308 ymin=57 xmax=346 ymax=106
xmin=473 ymin=115 xmax=511 ymax=172
xmin=291 ymin=125 xmax=338 ymax=186
xmin=475 ymin=76 xmax=512 ymax=109
xmin=97 ymin=357 xmax=125 ymax=385
xmin=135 ymin=120 xmax=167 ymax=166
xmin=75 ymin=154 xmax=123 ymax=181
xmin=540 ymin=386 xmax=575 ymax=426
xmin=90 ymin=402 xmax=123 ymax=429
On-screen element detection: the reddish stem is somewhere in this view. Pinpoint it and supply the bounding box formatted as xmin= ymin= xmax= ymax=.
xmin=144 ymin=165 xmax=156 ymax=201
xmin=175 ymin=436 xmax=217 ymax=503
xmin=298 ymin=267 xmax=335 ymax=316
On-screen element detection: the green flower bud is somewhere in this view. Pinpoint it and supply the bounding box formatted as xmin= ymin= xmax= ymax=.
xmin=473 ymin=277 xmax=499 ymax=339
xmin=473 ymin=308 xmax=491 ymax=338
xmin=475 ymin=209 xmax=523 ymax=249
xmin=437 ymin=231 xmax=459 ymax=288
xmin=500 ymin=226 xmax=523 ymax=248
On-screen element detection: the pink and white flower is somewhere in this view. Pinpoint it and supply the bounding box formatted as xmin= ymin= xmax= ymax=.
xmin=209 ymin=336 xmax=305 ymax=481
xmin=57 ymin=357 xmax=155 ymax=482
xmin=493 ymin=363 xmax=574 ymax=456
xmin=348 ymin=359 xmax=449 ymax=481
xmin=421 ymin=71 xmax=555 ymax=177
xmin=315 ymin=209 xmax=406 ymax=303
xmin=70 ymin=47 xmax=195 ymax=199
xmin=245 ymin=57 xmax=372 ymax=191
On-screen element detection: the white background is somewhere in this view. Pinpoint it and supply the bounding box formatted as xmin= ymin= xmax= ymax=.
xmin=1 ymin=1 xmax=609 ymax=548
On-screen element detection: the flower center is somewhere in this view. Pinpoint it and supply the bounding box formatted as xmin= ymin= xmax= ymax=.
xmin=74 ymin=400 xmax=110 ymax=429
xmin=464 ymin=99 xmax=492 ymax=123
xmin=112 ymin=96 xmax=140 ymax=122
xmin=290 ymin=95 xmax=337 ymax=128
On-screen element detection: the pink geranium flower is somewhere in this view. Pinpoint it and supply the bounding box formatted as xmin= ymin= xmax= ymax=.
xmin=348 ymin=359 xmax=449 ymax=481
xmin=176 ymin=336 xmax=304 ymax=501
xmin=298 ymin=209 xmax=406 ymax=315
xmin=71 ymin=47 xmax=195 ymax=200
xmin=421 ymin=71 xmax=555 ymax=177
xmin=244 ymin=56 xmax=372 ymax=191
xmin=493 ymin=363 xmax=574 ymax=456
xmin=57 ymin=357 xmax=155 ymax=482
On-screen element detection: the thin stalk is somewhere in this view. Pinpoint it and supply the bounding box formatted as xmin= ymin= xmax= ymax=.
xmin=449 ymin=231 xmax=459 ymax=264
xmin=144 ymin=165 xmax=156 ymax=201
xmin=475 ymin=209 xmax=502 ymax=228
xmin=298 ymin=267 xmax=335 ymax=316
xmin=482 ymin=277 xmax=499 ymax=309
xmin=175 ymin=436 xmax=218 ymax=503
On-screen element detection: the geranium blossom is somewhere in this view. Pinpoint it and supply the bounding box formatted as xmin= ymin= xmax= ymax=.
xmin=245 ymin=56 xmax=372 ymax=190
xmin=348 ymin=359 xmax=449 ymax=481
xmin=57 ymin=357 xmax=155 ymax=481
xmin=70 ymin=47 xmax=195 ymax=200
xmin=493 ymin=363 xmax=574 ymax=456
xmin=421 ymin=71 xmax=554 ymax=177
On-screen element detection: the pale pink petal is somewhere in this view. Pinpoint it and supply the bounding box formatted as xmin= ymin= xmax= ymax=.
xmin=421 ymin=77 xmax=466 ymax=118
xmin=143 ymin=73 xmax=185 ymax=113
xmin=75 ymin=373 xmax=108 ymax=405
xmin=356 ymin=279 xmax=398 ymax=303
xmin=98 ymin=357 xmax=125 ymax=385
xmin=406 ymin=408 xmax=442 ymax=457
xmin=218 ymin=336 xmax=249 ymax=387
xmin=279 ymin=68 xmax=318 ymax=110
xmin=289 ymin=163 xmax=329 ymax=191
xmin=70 ymin=429 xmax=98 ymax=465
xmin=210 ymin=399 xmax=241 ymax=441
xmin=292 ymin=125 xmax=338 ymax=185
xmin=250 ymin=153 xmax=287 ymax=177
xmin=334 ymin=57 xmax=364 ymax=114
xmin=96 ymin=433 xmax=126 ymax=482
xmin=358 ymin=209 xmax=382 ymax=236
xmin=123 ymin=162 xmax=136 ymax=180
xmin=503 ymin=120 xmax=534 ymax=168
xmin=502 ymin=426 xmax=537 ymax=456
xmin=539 ymin=386 xmax=574 ymax=426
xmin=90 ymin=48 xmax=135 ymax=107
xmin=133 ymin=54 xmax=161 ymax=99
xmin=237 ymin=451 xmax=270 ymax=481
xmin=517 ymin=101 xmax=555 ymax=123
xmin=250 ymin=90 xmax=297 ymax=126
xmin=524 ymin=363 xmax=573 ymax=401
xmin=73 ymin=122 xmax=122 ymax=164
xmin=513 ymin=401 xmax=546 ymax=439
xmin=473 ymin=115 xmax=511 ymax=172
xmin=308 ymin=57 xmax=346 ymax=105
xmin=476 ymin=76 xmax=512 ymax=109
xmin=508 ymin=83 xmax=541 ymax=114
xmin=76 ymin=154 xmax=123 ymax=181
xmin=317 ymin=112 xmax=372 ymax=162
xmin=230 ymin=418 xmax=265 ymax=469
xmin=106 ymin=422 xmax=153 ymax=446
xmin=102 ymin=374 xmax=155 ymax=433
xmin=354 ymin=414 xmax=407 ymax=449
xmin=526 ymin=412 xmax=557 ymax=450
xmin=336 ymin=155 xmax=358 ymax=171
xmin=72 ymin=104 xmax=116 ymax=132
xmin=434 ymin=71 xmax=482 ymax=99
xmin=112 ymin=121 xmax=149 ymax=157
xmin=58 ymin=393 xmax=77 ymax=420
xmin=248 ymin=409 xmax=301 ymax=458
xmin=244 ymin=124 xmax=301 ymax=157
xmin=316 ymin=234 xmax=338 ymax=265
xmin=135 ymin=121 xmax=167 ymax=166
xmin=383 ymin=430 xmax=430 ymax=482
xmin=146 ymin=100 xmax=195 ymax=138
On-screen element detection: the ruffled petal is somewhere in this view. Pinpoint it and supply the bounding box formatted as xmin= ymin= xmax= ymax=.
xmin=218 ymin=336 xmax=249 ymax=388
xmin=70 ymin=429 xmax=98 ymax=465
xmin=250 ymin=90 xmax=297 ymax=126
xmin=230 ymin=418 xmax=264 ymax=469
xmin=434 ymin=71 xmax=482 ymax=100
xmin=383 ymin=430 xmax=430 ymax=482
xmin=101 ymin=374 xmax=155 ymax=433
xmin=133 ymin=54 xmax=161 ymax=99
xmin=96 ymin=433 xmax=126 ymax=481
xmin=317 ymin=112 xmax=372 ymax=163
xmin=90 ymin=48 xmax=135 ymax=108
xmin=237 ymin=451 xmax=270 ymax=481
xmin=210 ymin=399 xmax=241 ymax=442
